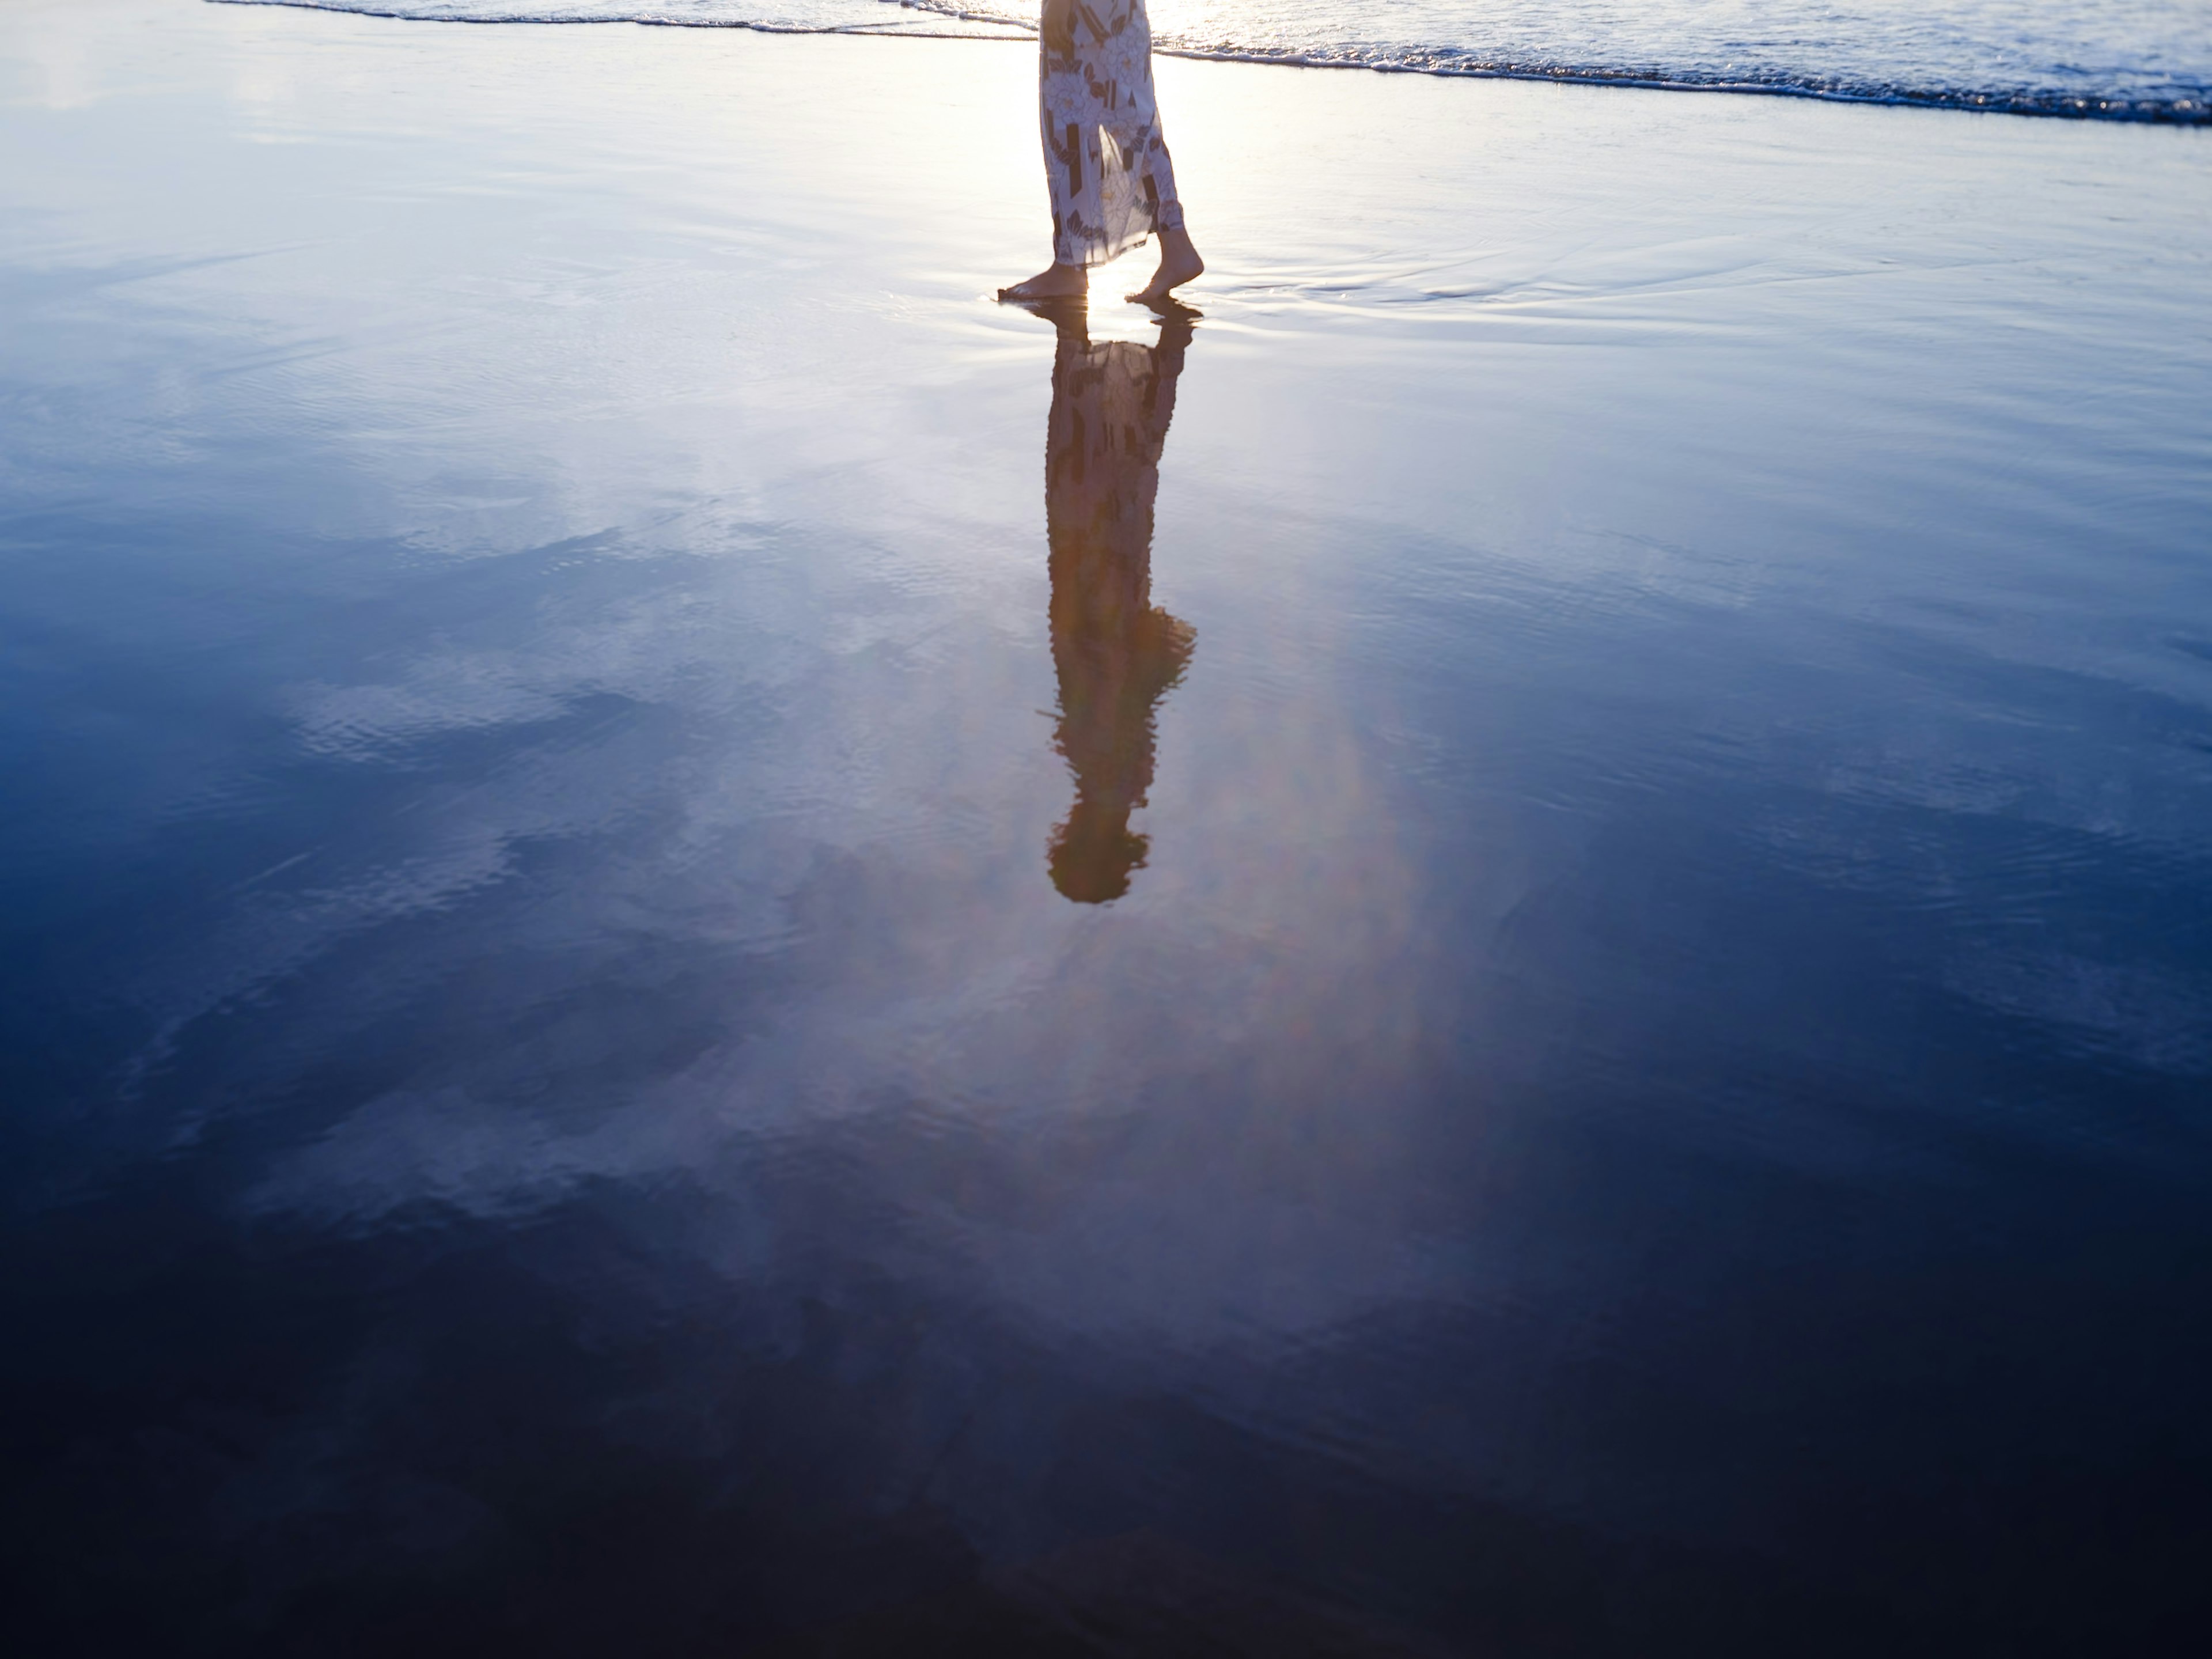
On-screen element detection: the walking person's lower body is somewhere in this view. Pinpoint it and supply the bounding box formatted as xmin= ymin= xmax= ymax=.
xmin=1000 ymin=0 xmax=1204 ymax=306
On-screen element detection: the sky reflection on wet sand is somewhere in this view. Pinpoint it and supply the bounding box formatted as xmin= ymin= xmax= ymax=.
xmin=4 ymin=3 xmax=2211 ymax=1653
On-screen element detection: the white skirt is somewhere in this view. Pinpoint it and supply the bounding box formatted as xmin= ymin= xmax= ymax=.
xmin=1039 ymin=0 xmax=1186 ymax=268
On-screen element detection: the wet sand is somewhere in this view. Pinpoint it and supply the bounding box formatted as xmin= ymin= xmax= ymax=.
xmin=5 ymin=2 xmax=2211 ymax=1654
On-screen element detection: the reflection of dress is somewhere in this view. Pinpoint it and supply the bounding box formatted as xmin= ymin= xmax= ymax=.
xmin=1040 ymin=0 xmax=1185 ymax=268
xmin=1045 ymin=312 xmax=1195 ymax=903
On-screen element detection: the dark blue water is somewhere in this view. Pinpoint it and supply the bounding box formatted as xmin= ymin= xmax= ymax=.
xmin=6 ymin=3 xmax=2212 ymax=1654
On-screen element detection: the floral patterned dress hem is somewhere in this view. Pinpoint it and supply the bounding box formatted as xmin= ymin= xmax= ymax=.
xmin=1040 ymin=0 xmax=1185 ymax=270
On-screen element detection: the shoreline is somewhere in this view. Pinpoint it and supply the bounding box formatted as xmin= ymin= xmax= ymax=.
xmin=204 ymin=0 xmax=2212 ymax=126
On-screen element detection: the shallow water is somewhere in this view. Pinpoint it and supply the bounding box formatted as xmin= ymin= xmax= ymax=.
xmin=218 ymin=0 xmax=2212 ymax=119
xmin=5 ymin=2 xmax=2212 ymax=1654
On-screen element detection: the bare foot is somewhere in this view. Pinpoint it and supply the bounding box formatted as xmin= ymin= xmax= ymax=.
xmin=1126 ymin=226 xmax=1204 ymax=306
xmin=999 ymin=262 xmax=1086 ymax=302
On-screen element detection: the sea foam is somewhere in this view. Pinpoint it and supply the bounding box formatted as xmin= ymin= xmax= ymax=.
xmin=210 ymin=0 xmax=2212 ymax=122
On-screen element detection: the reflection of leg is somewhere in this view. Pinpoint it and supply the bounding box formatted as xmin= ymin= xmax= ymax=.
xmin=1050 ymin=803 xmax=1147 ymax=904
xmin=1138 ymin=309 xmax=1192 ymax=444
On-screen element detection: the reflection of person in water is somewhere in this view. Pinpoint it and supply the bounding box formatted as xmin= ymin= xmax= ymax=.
xmin=1039 ymin=305 xmax=1196 ymax=903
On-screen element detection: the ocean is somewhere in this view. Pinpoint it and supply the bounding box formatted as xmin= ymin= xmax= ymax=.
xmin=215 ymin=0 xmax=2212 ymax=120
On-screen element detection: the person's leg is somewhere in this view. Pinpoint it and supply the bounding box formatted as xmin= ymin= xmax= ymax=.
xmin=1119 ymin=29 xmax=1202 ymax=305
xmin=1001 ymin=259 xmax=1086 ymax=302
xmin=1126 ymin=222 xmax=1203 ymax=307
xmin=1003 ymin=0 xmax=1202 ymax=305
xmin=1002 ymin=2 xmax=1090 ymax=301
